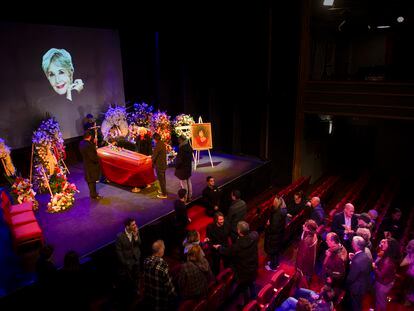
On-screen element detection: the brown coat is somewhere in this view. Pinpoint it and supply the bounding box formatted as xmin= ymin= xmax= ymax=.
xmin=296 ymin=232 xmax=318 ymax=279
xmin=322 ymin=244 xmax=347 ymax=285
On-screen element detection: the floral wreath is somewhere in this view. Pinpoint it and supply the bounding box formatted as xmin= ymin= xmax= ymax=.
xmin=101 ymin=106 xmax=129 ymax=142
xmin=32 ymin=118 xmax=67 ymax=192
xmin=173 ymin=114 xmax=195 ymax=139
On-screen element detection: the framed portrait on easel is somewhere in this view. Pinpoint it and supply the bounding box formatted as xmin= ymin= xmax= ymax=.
xmin=191 ymin=123 xmax=213 ymax=150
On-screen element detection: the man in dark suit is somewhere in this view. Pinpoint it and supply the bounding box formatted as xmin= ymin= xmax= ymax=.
xmin=151 ymin=132 xmax=167 ymax=199
xmin=227 ymin=190 xmax=247 ymax=242
xmin=79 ymin=131 xmax=102 ymax=199
xmin=332 ymin=203 xmax=358 ymax=248
xmin=214 ymin=221 xmax=258 ymax=306
xmin=202 ymin=176 xmax=221 ymax=216
xmin=115 ymin=218 xmax=142 ymax=303
xmin=346 ymin=235 xmax=372 ymax=311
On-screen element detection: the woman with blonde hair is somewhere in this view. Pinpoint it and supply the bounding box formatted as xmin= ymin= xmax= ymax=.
xmin=264 ymin=196 xmax=286 ymax=271
xmin=178 ymin=245 xmax=213 ymax=300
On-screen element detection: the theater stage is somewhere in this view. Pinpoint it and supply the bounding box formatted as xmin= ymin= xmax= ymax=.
xmin=34 ymin=152 xmax=266 ymax=267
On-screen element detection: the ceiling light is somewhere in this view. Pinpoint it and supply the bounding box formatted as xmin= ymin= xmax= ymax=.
xmin=377 ymin=25 xmax=391 ymax=29
xmin=397 ymin=16 xmax=404 ymax=23
xmin=323 ymin=0 xmax=334 ymax=6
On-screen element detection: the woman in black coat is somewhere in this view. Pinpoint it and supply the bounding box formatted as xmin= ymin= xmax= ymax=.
xmin=174 ymin=135 xmax=193 ymax=201
xmin=264 ymin=196 xmax=286 ymax=271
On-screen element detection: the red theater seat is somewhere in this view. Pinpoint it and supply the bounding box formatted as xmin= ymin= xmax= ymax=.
xmin=11 ymin=221 xmax=44 ymax=249
xmin=257 ymin=283 xmax=275 ymax=308
xmin=206 ymin=283 xmax=225 ymax=310
xmin=243 ymin=300 xmax=258 ymax=311
xmin=1 ymin=191 xmax=33 ymax=215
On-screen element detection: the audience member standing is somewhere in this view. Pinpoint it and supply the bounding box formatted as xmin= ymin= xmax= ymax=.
xmin=322 ymin=232 xmax=347 ymax=290
xmin=264 ymin=196 xmax=285 ymax=271
xmin=79 ymin=130 xmax=102 ymax=200
xmin=59 ymin=250 xmax=88 ymax=310
xmin=173 ymin=188 xmax=190 ymax=240
xmin=401 ymin=240 xmax=414 ymax=306
xmin=36 ymin=244 xmax=57 ymax=307
xmin=296 ymin=219 xmax=318 ymax=282
xmin=143 ymin=240 xmax=176 ymax=311
xmin=201 ymin=176 xmax=221 ymax=216
xmin=374 ymin=238 xmax=400 ymax=311
xmin=115 ymin=218 xmax=141 ymax=301
xmin=227 ymin=190 xmax=247 ymax=242
xmin=152 ymin=133 xmax=167 ymax=199
xmin=332 ymin=203 xmax=358 ymax=250
xmin=346 ymin=236 xmax=372 ymax=311
xmin=307 ymin=197 xmax=325 ymax=227
xmin=205 ymin=212 xmax=230 ymax=275
xmin=378 ymin=208 xmax=403 ymax=240
xmin=215 ymin=221 xmax=259 ymax=307
xmin=174 ymin=135 xmax=193 ymax=202
xmin=287 ymin=191 xmax=306 ymax=221
xmin=132 ymin=127 xmax=153 ymax=193
xmin=178 ymin=245 xmax=213 ymax=301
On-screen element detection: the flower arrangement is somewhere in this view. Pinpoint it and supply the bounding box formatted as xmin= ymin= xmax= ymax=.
xmin=150 ymin=110 xmax=177 ymax=164
xmin=150 ymin=110 xmax=172 ymax=143
xmin=47 ymin=167 xmax=79 ymax=213
xmin=173 ymin=114 xmax=195 ymax=139
xmin=11 ymin=177 xmax=39 ymax=211
xmin=127 ymin=102 xmax=154 ymax=127
xmin=101 ymin=105 xmax=129 ymax=141
xmin=32 ymin=118 xmax=67 ymax=191
xmin=0 ymin=138 xmax=16 ymax=177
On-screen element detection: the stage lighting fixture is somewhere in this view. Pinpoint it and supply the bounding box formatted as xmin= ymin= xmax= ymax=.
xmin=397 ymin=16 xmax=404 ymax=23
xmin=323 ymin=0 xmax=334 ymax=6
xmin=377 ymin=25 xmax=391 ymax=29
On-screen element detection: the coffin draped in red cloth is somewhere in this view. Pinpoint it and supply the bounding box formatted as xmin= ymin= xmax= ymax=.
xmin=97 ymin=146 xmax=156 ymax=187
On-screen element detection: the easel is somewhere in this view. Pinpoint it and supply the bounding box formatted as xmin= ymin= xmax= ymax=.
xmin=193 ymin=117 xmax=214 ymax=170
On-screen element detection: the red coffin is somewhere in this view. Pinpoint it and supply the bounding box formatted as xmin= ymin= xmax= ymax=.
xmin=97 ymin=146 xmax=156 ymax=187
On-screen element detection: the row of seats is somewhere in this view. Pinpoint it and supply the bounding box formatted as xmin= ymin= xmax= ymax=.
xmin=0 ymin=191 xmax=43 ymax=250
xmin=243 ymin=267 xmax=295 ymax=311
xmin=307 ymin=175 xmax=340 ymax=202
xmin=248 ymin=176 xmax=311 ymax=232
xmin=178 ymin=268 xmax=234 ymax=311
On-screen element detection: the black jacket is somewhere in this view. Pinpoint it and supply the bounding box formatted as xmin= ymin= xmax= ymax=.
xmin=219 ymin=231 xmax=259 ymax=284
xmin=174 ymin=141 xmax=193 ymax=180
xmin=264 ymin=208 xmax=285 ymax=255
xmin=346 ymin=251 xmax=372 ymax=295
xmin=115 ymin=230 xmax=142 ymax=273
xmin=227 ymin=199 xmax=247 ymax=234
xmin=331 ymin=212 xmax=358 ymax=241
xmin=136 ymin=134 xmax=153 ymax=156
xmin=79 ymin=139 xmax=100 ymax=182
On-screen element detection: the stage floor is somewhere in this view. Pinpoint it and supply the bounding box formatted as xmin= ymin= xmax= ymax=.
xmin=35 ymin=152 xmax=265 ymax=267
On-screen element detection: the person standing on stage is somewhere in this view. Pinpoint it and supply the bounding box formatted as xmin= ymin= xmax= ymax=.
xmin=135 ymin=127 xmax=152 ymax=156
xmin=79 ymin=131 xmax=102 ymax=200
xmin=174 ymin=134 xmax=193 ymax=202
xmin=152 ymin=132 xmax=167 ymax=199
xmin=132 ymin=127 xmax=153 ymax=193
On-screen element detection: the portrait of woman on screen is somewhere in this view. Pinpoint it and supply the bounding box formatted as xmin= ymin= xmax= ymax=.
xmin=42 ymin=48 xmax=84 ymax=101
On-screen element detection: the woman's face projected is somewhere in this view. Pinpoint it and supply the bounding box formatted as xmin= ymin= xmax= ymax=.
xmin=46 ymin=60 xmax=72 ymax=95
